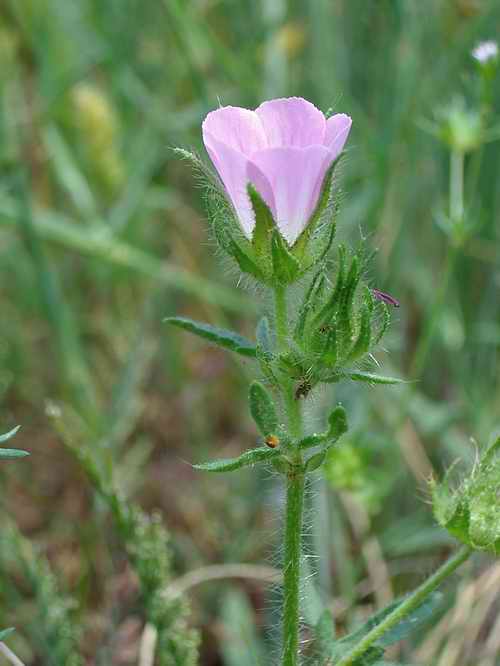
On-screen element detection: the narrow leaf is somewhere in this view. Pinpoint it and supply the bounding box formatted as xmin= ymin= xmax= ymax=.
xmin=164 ymin=317 xmax=256 ymax=358
xmin=194 ymin=447 xmax=281 ymax=472
xmin=249 ymin=381 xmax=279 ymax=436
xmin=0 ymin=449 xmax=30 ymax=459
xmin=249 ymin=184 xmax=274 ymax=268
xmin=0 ymin=628 xmax=15 ymax=640
xmin=376 ymin=592 xmax=443 ymax=647
xmin=0 ymin=426 xmax=20 ymax=443
xmin=345 ymin=371 xmax=405 ymax=385
xmin=256 ymin=317 xmax=273 ymax=354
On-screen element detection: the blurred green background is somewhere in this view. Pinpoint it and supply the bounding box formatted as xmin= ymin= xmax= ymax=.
xmin=1 ymin=0 xmax=500 ymax=664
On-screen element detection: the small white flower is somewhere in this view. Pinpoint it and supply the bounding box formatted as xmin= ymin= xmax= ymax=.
xmin=472 ymin=40 xmax=498 ymax=64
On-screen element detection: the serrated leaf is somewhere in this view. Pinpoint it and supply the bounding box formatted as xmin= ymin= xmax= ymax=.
xmin=193 ymin=446 xmax=281 ymax=472
xmin=0 ymin=448 xmax=30 ymax=459
xmin=249 ymin=381 xmax=278 ymax=436
xmin=0 ymin=426 xmax=20 ymax=443
xmin=164 ymin=317 xmax=256 ymax=358
xmin=0 ymin=628 xmax=15 ymax=640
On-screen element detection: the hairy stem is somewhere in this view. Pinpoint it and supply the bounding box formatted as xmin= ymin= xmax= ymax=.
xmin=282 ymin=463 xmax=305 ymax=666
xmin=336 ymin=545 xmax=472 ymax=666
xmin=275 ymin=283 xmax=306 ymax=665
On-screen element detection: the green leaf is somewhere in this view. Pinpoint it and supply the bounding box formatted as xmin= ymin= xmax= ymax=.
xmin=0 ymin=628 xmax=15 ymax=640
xmin=342 ymin=371 xmax=405 ymax=385
xmin=271 ymin=230 xmax=300 ymax=284
xmin=375 ymin=592 xmax=443 ymax=647
xmin=249 ymin=184 xmax=274 ymax=272
xmin=164 ymin=317 xmax=256 ymax=358
xmin=305 ymin=451 xmax=326 ymax=472
xmin=247 ymin=184 xmax=300 ymax=284
xmin=227 ymin=234 xmax=266 ymax=281
xmin=193 ymin=446 xmax=281 ymax=472
xmin=332 ymin=591 xmax=443 ymax=662
xmin=249 ymin=381 xmax=279 ymax=436
xmin=298 ymin=405 xmax=348 ymax=450
xmin=0 ymin=426 xmax=20 ymax=443
xmin=315 ymin=610 xmax=335 ymax=660
xmin=348 ymin=304 xmax=372 ymax=361
xmin=327 ymin=405 xmax=349 ymax=440
xmin=256 ymin=316 xmax=273 ymax=354
xmin=0 ymin=448 xmax=30 ymax=459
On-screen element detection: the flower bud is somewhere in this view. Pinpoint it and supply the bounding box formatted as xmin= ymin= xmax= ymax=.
xmin=431 ymin=438 xmax=500 ymax=555
xmin=434 ymin=97 xmax=483 ymax=154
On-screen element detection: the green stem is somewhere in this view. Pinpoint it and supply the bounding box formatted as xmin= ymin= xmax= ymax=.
xmin=336 ymin=545 xmax=472 ymax=666
xmin=282 ymin=463 xmax=305 ymax=666
xmin=275 ymin=284 xmax=288 ymax=353
xmin=274 ymin=283 xmax=306 ymax=665
xmin=450 ymin=149 xmax=464 ymax=225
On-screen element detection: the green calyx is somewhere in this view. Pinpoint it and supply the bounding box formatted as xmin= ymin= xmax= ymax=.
xmin=255 ymin=246 xmax=401 ymax=399
xmin=431 ymin=437 xmax=500 ymax=555
xmin=182 ymin=147 xmax=344 ymax=286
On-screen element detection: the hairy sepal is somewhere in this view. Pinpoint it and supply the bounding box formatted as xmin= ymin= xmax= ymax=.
xmin=248 ymin=185 xmax=300 ymax=284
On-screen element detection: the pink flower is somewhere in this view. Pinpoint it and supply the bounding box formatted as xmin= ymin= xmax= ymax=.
xmin=202 ymin=97 xmax=352 ymax=246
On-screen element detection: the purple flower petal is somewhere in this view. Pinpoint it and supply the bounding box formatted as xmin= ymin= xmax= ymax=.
xmin=202 ymin=106 xmax=267 ymax=158
xmin=255 ymin=97 xmax=326 ymax=148
xmin=324 ymin=113 xmax=352 ymax=157
xmin=203 ymin=132 xmax=255 ymax=238
xmin=248 ymin=145 xmax=333 ymax=245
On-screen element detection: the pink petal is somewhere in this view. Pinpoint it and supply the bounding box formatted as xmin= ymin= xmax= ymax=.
xmin=255 ymin=97 xmax=326 ymax=148
xmin=202 ymin=106 xmax=267 ymax=158
xmin=203 ymin=131 xmax=255 ymax=238
xmin=324 ymin=113 xmax=352 ymax=157
xmin=248 ymin=145 xmax=333 ymax=245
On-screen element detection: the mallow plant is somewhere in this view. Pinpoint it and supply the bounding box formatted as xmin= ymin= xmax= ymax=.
xmin=168 ymin=97 xmax=499 ymax=665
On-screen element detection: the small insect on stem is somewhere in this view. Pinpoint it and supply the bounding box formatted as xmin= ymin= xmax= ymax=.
xmin=265 ymin=434 xmax=280 ymax=448
xmin=295 ymin=379 xmax=312 ymax=400
xmin=372 ymin=288 xmax=400 ymax=308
